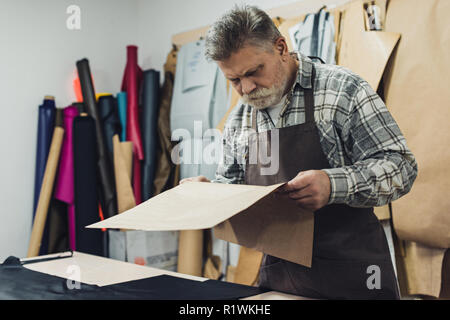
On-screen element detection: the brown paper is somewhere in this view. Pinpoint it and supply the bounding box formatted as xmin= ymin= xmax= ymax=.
xmin=374 ymin=204 xmax=390 ymax=220
xmin=177 ymin=230 xmax=203 ymax=277
xmin=226 ymin=265 xmax=236 ymax=283
xmin=88 ymin=181 xmax=314 ymax=267
xmin=27 ymin=127 xmax=64 ymax=257
xmin=203 ymin=254 xmax=222 ymax=280
xmin=395 ymin=239 xmax=446 ymax=298
xmin=113 ymin=135 xmax=135 ymax=214
xmin=383 ymin=0 xmax=450 ymax=249
xmin=214 ymin=191 xmax=314 ymax=267
xmin=338 ymin=0 xmax=400 ymax=91
xmin=233 ymin=246 xmax=263 ymax=286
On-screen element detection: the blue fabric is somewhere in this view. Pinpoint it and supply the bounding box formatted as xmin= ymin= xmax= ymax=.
xmin=33 ymin=98 xmax=56 ymax=215
xmin=116 ymin=92 xmax=127 ymax=142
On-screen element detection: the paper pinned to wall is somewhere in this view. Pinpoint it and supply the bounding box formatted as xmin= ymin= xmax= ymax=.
xmin=337 ymin=0 xmax=400 ymax=91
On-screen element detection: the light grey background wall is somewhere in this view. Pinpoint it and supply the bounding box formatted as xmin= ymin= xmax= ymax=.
xmin=0 ymin=0 xmax=314 ymax=261
xmin=0 ymin=0 xmax=139 ymax=261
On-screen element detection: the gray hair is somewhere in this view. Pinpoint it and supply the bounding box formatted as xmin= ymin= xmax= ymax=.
xmin=205 ymin=5 xmax=281 ymax=61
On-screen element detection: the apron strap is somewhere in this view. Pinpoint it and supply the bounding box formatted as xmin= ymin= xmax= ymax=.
xmin=304 ymin=66 xmax=316 ymax=124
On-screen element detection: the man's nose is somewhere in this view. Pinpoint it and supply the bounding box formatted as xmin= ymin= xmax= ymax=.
xmin=241 ymin=78 xmax=256 ymax=95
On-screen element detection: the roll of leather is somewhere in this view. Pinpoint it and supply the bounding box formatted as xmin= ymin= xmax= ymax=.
xmin=33 ymin=97 xmax=56 ymax=214
xmin=54 ymin=106 xmax=79 ymax=250
xmin=76 ymin=58 xmax=118 ymax=218
xmin=121 ymin=45 xmax=143 ymax=204
xmin=47 ymin=199 xmax=69 ymax=254
xmin=98 ymin=94 xmax=121 ymax=156
xmin=73 ymin=115 xmax=104 ymax=256
xmin=141 ymin=70 xmax=160 ymax=201
xmin=153 ymin=49 xmax=178 ymax=196
xmin=116 ymin=92 xmax=127 ymax=142
xmin=27 ymin=123 xmax=65 ymax=257
xmin=72 ymin=102 xmax=85 ymax=114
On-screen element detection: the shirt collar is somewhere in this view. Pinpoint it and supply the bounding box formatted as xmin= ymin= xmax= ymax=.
xmin=294 ymin=51 xmax=314 ymax=90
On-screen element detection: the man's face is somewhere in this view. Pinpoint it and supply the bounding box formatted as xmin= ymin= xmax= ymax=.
xmin=217 ymin=42 xmax=289 ymax=109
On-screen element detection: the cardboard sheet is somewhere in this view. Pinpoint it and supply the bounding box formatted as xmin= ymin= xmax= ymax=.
xmin=233 ymin=246 xmax=263 ymax=286
xmin=338 ymin=0 xmax=400 ymax=91
xmin=395 ymin=239 xmax=446 ymax=298
xmin=88 ymin=181 xmax=314 ymax=267
xmin=383 ymin=0 xmax=450 ymax=249
xmin=177 ymin=230 xmax=203 ymax=277
xmin=113 ymin=135 xmax=135 ymax=214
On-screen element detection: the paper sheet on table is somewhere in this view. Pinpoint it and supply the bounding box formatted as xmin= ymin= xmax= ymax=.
xmin=88 ymin=181 xmax=314 ymax=267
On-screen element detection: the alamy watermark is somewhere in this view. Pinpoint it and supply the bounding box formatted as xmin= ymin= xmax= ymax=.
xmin=66 ymin=264 xmax=81 ymax=289
xmin=366 ymin=265 xmax=381 ymax=290
xmin=170 ymin=121 xmax=280 ymax=176
xmin=66 ymin=5 xmax=81 ymax=30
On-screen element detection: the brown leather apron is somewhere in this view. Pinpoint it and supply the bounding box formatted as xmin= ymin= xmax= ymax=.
xmin=245 ymin=67 xmax=400 ymax=300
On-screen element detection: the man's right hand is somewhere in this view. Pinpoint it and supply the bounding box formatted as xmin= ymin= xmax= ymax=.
xmin=179 ymin=176 xmax=210 ymax=184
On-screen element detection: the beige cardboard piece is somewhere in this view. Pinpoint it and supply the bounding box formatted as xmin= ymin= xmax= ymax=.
xmin=338 ymin=0 xmax=400 ymax=91
xmin=88 ymin=181 xmax=314 ymax=267
xmin=233 ymin=246 xmax=263 ymax=286
xmin=395 ymin=239 xmax=446 ymax=298
xmin=23 ymin=251 xmax=207 ymax=287
xmin=27 ymin=126 xmax=64 ymax=257
xmin=177 ymin=230 xmax=203 ymax=277
xmin=384 ymin=0 xmax=450 ymax=249
xmin=373 ymin=204 xmax=390 ymax=221
xmin=113 ymin=135 xmax=135 ymax=214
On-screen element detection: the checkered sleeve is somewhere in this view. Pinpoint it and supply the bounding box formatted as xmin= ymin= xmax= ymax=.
xmin=322 ymin=80 xmax=418 ymax=207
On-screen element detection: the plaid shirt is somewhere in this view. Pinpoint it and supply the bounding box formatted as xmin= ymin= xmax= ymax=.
xmin=213 ymin=53 xmax=418 ymax=208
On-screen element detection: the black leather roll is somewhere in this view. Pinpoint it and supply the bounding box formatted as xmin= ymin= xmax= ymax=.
xmin=47 ymin=199 xmax=69 ymax=254
xmin=141 ymin=70 xmax=160 ymax=201
xmin=72 ymin=102 xmax=85 ymax=114
xmin=73 ymin=115 xmax=104 ymax=256
xmin=76 ymin=59 xmax=117 ymax=218
xmin=98 ymin=95 xmax=121 ymax=157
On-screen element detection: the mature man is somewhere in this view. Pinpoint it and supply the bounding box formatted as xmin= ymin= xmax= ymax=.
xmin=181 ymin=5 xmax=417 ymax=299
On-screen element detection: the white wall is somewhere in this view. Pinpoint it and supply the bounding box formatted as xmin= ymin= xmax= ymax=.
xmin=0 ymin=0 xmax=139 ymax=261
xmin=136 ymin=0 xmax=301 ymax=72
xmin=0 ymin=0 xmax=309 ymax=261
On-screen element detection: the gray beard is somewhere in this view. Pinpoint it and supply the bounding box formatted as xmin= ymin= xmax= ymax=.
xmin=242 ymin=80 xmax=287 ymax=110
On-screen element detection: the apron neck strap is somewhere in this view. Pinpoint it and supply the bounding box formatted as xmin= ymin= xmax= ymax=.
xmin=304 ymin=66 xmax=316 ymax=124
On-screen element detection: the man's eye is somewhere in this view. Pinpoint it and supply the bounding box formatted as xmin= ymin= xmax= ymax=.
xmin=231 ymin=79 xmax=240 ymax=84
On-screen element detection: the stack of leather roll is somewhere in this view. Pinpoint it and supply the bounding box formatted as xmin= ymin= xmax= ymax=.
xmin=28 ymin=45 xmax=164 ymax=258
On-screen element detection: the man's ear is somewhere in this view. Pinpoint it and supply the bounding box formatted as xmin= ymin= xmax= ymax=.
xmin=274 ymin=36 xmax=289 ymax=59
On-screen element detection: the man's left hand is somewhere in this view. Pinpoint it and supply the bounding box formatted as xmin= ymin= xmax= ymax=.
xmin=279 ymin=170 xmax=331 ymax=211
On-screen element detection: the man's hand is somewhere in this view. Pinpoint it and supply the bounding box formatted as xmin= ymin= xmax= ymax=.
xmin=179 ymin=175 xmax=210 ymax=184
xmin=279 ymin=170 xmax=331 ymax=211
